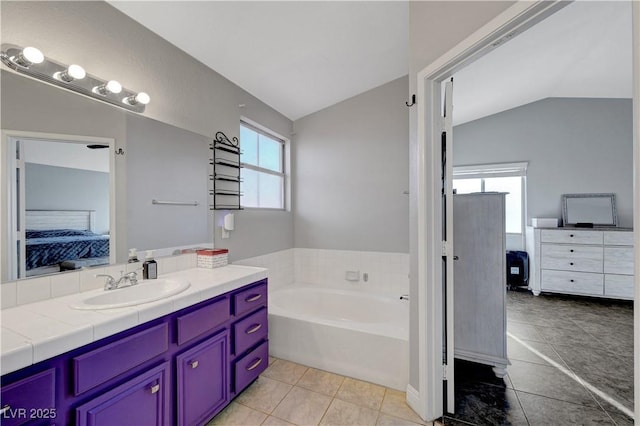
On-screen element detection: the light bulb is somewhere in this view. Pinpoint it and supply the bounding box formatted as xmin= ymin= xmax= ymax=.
xmin=12 ymin=46 xmax=44 ymax=67
xmin=135 ymin=92 xmax=150 ymax=105
xmin=22 ymin=47 xmax=44 ymax=64
xmin=106 ymin=80 xmax=122 ymax=94
xmin=125 ymin=91 xmax=150 ymax=105
xmin=56 ymin=64 xmax=86 ymax=82
xmin=94 ymin=80 xmax=123 ymax=96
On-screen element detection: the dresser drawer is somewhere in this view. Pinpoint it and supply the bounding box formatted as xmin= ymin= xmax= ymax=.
xmin=541 ymin=270 xmax=603 ymax=295
xmin=604 ymin=247 xmax=634 ymax=275
xmin=1 ymin=369 xmax=55 ymax=426
xmin=234 ymin=340 xmax=269 ymax=394
xmin=74 ymin=323 xmax=169 ymax=395
xmin=176 ymin=297 xmax=230 ymax=345
xmin=604 ymin=231 xmax=634 ymax=246
xmin=604 ymin=274 xmax=634 ymax=299
xmin=233 ymin=308 xmax=268 ymax=356
xmin=233 ymin=281 xmax=267 ymax=317
xmin=541 ymin=244 xmax=603 ymax=273
xmin=541 ymin=229 xmax=602 ymax=245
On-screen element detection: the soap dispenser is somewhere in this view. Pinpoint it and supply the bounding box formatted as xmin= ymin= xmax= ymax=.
xmin=128 ymin=248 xmax=139 ymax=263
xmin=143 ymin=250 xmax=157 ymax=279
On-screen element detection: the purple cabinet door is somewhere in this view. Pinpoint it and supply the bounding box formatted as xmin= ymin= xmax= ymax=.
xmin=176 ymin=331 xmax=228 ymax=426
xmin=1 ymin=369 xmax=55 ymax=426
xmin=75 ymin=362 xmax=170 ymax=426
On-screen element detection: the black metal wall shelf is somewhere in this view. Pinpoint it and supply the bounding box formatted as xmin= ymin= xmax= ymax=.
xmin=210 ymin=131 xmax=242 ymax=210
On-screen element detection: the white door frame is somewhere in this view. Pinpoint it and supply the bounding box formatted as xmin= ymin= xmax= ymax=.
xmin=410 ymin=0 xmax=640 ymax=421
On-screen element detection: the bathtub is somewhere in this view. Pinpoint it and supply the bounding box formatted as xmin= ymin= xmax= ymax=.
xmin=268 ymin=285 xmax=409 ymax=390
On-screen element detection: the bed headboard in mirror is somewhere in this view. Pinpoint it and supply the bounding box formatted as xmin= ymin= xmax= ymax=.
xmin=562 ymin=193 xmax=618 ymax=227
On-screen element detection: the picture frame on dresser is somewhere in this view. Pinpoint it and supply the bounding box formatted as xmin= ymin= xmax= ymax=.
xmin=562 ymin=193 xmax=617 ymax=227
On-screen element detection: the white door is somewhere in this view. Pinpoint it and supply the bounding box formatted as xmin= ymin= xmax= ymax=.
xmin=442 ymin=79 xmax=455 ymax=413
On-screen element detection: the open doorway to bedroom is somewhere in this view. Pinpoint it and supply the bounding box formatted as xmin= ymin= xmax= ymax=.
xmin=1 ymin=132 xmax=114 ymax=281
xmin=447 ymin=1 xmax=634 ymax=424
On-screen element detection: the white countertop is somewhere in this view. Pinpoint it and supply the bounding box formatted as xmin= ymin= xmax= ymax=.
xmin=0 ymin=265 xmax=267 ymax=376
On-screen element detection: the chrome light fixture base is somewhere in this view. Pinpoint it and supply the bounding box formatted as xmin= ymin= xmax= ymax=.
xmin=0 ymin=44 xmax=148 ymax=113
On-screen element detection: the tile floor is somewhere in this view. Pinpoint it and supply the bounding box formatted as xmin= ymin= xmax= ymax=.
xmin=443 ymin=289 xmax=634 ymax=425
xmin=208 ymin=289 xmax=633 ymax=425
xmin=207 ymin=357 xmax=433 ymax=426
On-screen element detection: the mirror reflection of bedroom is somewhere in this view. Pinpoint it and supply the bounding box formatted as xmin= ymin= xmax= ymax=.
xmin=6 ymin=137 xmax=110 ymax=280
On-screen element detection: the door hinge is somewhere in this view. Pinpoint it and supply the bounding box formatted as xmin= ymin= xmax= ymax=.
xmin=443 ymin=364 xmax=449 ymax=380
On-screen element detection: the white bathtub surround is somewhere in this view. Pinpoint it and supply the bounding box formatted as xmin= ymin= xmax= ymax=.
xmin=269 ymin=285 xmax=409 ymax=391
xmin=234 ymin=248 xmax=295 ymax=291
xmin=294 ymin=248 xmax=409 ymax=297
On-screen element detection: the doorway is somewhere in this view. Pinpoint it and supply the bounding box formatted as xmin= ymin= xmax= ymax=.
xmin=412 ymin=0 xmax=639 ymax=422
xmin=1 ymin=130 xmax=116 ymax=282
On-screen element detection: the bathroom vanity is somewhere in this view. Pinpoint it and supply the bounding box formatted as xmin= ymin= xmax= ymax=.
xmin=0 ymin=266 xmax=268 ymax=426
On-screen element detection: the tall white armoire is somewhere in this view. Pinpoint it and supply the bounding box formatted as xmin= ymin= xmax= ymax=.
xmin=453 ymin=192 xmax=508 ymax=378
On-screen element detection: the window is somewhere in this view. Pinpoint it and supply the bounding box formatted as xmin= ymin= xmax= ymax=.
xmin=453 ymin=162 xmax=527 ymax=234
xmin=240 ymin=122 xmax=286 ymax=209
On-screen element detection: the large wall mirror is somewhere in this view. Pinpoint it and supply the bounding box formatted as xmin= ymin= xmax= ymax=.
xmin=1 ymin=70 xmax=212 ymax=283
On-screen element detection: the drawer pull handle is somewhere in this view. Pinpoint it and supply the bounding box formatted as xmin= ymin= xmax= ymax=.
xmin=150 ymin=384 xmax=160 ymax=394
xmin=570 ymin=234 xmax=574 ymax=237
xmin=570 ymin=262 xmax=574 ymax=266
xmin=246 ymin=358 xmax=262 ymax=371
xmin=190 ymin=360 xmax=199 ymax=369
xmin=245 ymin=294 xmax=262 ymax=303
xmin=0 ymin=405 xmax=10 ymax=415
xmin=570 ymin=279 xmax=575 ymax=283
xmin=570 ymin=249 xmax=574 ymax=253
xmin=246 ymin=323 xmax=263 ymax=334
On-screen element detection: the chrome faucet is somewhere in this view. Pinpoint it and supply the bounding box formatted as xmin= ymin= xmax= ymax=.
xmin=96 ymin=271 xmax=139 ymax=290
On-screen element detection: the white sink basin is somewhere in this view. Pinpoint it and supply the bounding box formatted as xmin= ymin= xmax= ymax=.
xmin=70 ymin=279 xmax=191 ymax=310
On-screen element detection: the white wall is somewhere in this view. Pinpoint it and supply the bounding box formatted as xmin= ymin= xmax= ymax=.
xmin=292 ymin=76 xmax=410 ymax=253
xmin=454 ymin=97 xmax=634 ymax=228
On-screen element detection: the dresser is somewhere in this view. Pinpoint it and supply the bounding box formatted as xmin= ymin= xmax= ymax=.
xmin=453 ymin=193 xmax=508 ymax=378
xmin=526 ymin=227 xmax=634 ymax=299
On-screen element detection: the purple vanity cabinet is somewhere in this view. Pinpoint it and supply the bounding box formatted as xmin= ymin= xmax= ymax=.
xmin=0 ymin=279 xmax=268 ymax=426
xmin=176 ymin=331 xmax=228 ymax=426
xmin=75 ymin=362 xmax=170 ymax=426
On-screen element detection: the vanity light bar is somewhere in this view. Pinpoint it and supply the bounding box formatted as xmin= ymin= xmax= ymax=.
xmin=0 ymin=44 xmax=150 ymax=113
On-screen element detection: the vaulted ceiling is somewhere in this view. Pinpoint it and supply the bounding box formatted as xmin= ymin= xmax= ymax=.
xmin=109 ymin=1 xmax=631 ymax=124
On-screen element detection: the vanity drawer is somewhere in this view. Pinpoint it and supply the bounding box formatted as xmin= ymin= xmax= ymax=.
xmin=234 ymin=340 xmax=269 ymax=394
xmin=1 ymin=369 xmax=55 ymax=426
xmin=176 ymin=297 xmax=230 ymax=345
xmin=541 ymin=244 xmax=603 ymax=273
xmin=541 ymin=270 xmax=603 ymax=295
xmin=74 ymin=323 xmax=169 ymax=395
xmin=233 ymin=281 xmax=267 ymax=317
xmin=604 ymin=247 xmax=634 ymax=275
xmin=233 ymin=308 xmax=268 ymax=356
xmin=541 ymin=230 xmax=602 ymax=245
xmin=605 ymin=274 xmax=635 ymax=299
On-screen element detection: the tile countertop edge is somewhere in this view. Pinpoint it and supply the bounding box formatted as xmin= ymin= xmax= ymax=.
xmin=0 ymin=265 xmax=268 ymax=376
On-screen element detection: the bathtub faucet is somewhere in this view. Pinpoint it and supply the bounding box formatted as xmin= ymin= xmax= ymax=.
xmin=399 ymin=294 xmax=409 ymax=300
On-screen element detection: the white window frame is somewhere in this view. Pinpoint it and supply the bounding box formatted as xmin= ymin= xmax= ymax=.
xmin=453 ymin=161 xmax=527 ymax=239
xmin=240 ymin=118 xmax=289 ymax=210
